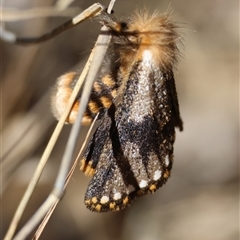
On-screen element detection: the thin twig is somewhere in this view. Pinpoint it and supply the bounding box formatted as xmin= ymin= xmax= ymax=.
xmin=11 ymin=1 xmax=116 ymax=239
xmin=13 ymin=28 xmax=110 ymax=240
xmin=3 ymin=5 xmax=98 ymax=239
xmin=3 ymin=68 xmax=85 ymax=240
xmin=0 ymin=7 xmax=80 ymax=21
xmin=107 ymin=0 xmax=116 ymax=14
xmin=32 ymin=113 xmax=99 ymax=240
xmin=1 ymin=3 xmax=104 ymax=44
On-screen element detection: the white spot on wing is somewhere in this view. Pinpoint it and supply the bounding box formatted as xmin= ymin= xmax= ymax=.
xmin=113 ymin=192 xmax=122 ymax=200
xmin=165 ymin=155 xmax=170 ymax=166
xmin=153 ymin=170 xmax=162 ymax=181
xmin=139 ymin=180 xmax=148 ymax=188
xmin=100 ymin=196 xmax=109 ymax=204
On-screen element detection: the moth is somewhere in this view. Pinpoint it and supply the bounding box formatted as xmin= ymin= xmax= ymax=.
xmin=52 ymin=8 xmax=183 ymax=212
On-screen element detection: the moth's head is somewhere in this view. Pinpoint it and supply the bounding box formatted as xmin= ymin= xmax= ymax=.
xmin=119 ymin=10 xmax=182 ymax=69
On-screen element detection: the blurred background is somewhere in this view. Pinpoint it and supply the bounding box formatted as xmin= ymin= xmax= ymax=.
xmin=1 ymin=0 xmax=239 ymax=239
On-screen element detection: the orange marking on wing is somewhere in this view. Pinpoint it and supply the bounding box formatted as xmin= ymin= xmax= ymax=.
xmin=88 ymin=100 xmax=100 ymax=114
xmin=102 ymin=75 xmax=116 ymax=88
xmin=111 ymin=89 xmax=117 ymax=98
xmin=100 ymin=96 xmax=112 ymax=108
xmin=51 ymin=72 xmax=93 ymax=125
xmin=93 ymin=81 xmax=102 ymax=93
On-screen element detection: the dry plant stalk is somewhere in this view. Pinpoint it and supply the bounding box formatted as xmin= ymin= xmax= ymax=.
xmin=4 ymin=1 xmax=116 ymax=240
xmin=33 ymin=113 xmax=99 ymax=240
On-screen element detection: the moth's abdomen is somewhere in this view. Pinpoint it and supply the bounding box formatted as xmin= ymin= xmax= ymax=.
xmin=51 ymin=72 xmax=117 ymax=124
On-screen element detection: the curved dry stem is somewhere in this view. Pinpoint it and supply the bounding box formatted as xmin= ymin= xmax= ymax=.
xmin=32 ymin=113 xmax=99 ymax=240
xmin=1 ymin=7 xmax=80 ymax=21
xmin=4 ymin=48 xmax=88 ymax=240
xmin=5 ymin=1 xmax=117 ymax=240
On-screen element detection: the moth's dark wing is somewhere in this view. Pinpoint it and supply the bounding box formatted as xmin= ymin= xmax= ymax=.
xmin=83 ymin=108 xmax=140 ymax=212
xmin=167 ymin=71 xmax=183 ymax=131
xmin=83 ymin=114 xmax=174 ymax=212
xmin=114 ymin=61 xmax=176 ymax=199
xmin=80 ymin=112 xmax=111 ymax=177
xmin=83 ymin=58 xmax=177 ymax=212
